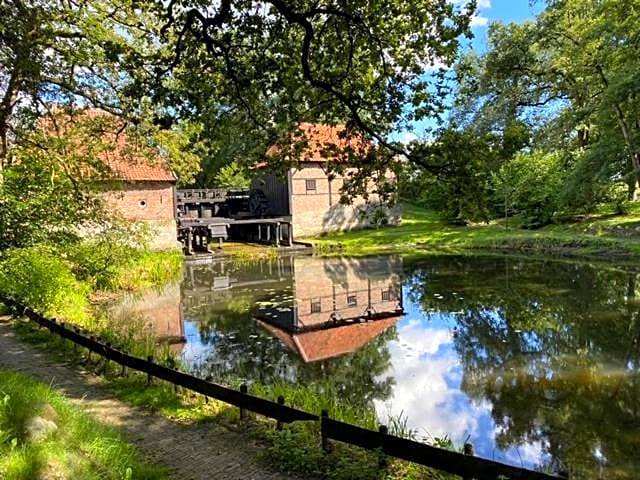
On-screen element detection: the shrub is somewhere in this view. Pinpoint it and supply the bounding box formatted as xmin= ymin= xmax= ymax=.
xmin=0 ymin=246 xmax=90 ymax=324
xmin=493 ymin=150 xmax=566 ymax=228
xmin=64 ymin=232 xmax=141 ymax=291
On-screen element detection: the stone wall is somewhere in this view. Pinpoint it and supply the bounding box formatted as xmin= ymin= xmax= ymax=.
xmin=289 ymin=165 xmax=400 ymax=238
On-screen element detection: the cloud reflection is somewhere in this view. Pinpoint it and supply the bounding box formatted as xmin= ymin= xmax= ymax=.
xmin=375 ymin=305 xmax=545 ymax=468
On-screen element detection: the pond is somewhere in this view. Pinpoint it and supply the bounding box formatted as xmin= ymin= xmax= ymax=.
xmin=110 ymin=253 xmax=640 ymax=479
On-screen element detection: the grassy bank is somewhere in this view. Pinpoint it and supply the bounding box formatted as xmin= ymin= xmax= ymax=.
xmin=307 ymin=204 xmax=640 ymax=258
xmin=0 ymin=244 xmax=182 ymax=340
xmin=0 ymin=369 xmax=167 ymax=480
xmin=3 ymin=314 xmax=450 ymax=480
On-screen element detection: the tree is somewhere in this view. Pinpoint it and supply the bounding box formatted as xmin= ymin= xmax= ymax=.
xmin=0 ymin=115 xmax=111 ymax=249
xmin=451 ymin=0 xmax=640 ymax=203
xmin=0 ymin=0 xmax=150 ymax=168
xmin=493 ymin=150 xmax=568 ymax=228
xmin=401 ymin=124 xmax=529 ymax=223
xmin=144 ymin=0 xmax=476 ymax=180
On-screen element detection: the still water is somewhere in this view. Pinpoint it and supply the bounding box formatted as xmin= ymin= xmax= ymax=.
xmin=111 ymin=254 xmax=640 ymax=479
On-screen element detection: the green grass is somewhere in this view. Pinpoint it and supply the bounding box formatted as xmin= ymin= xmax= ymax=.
xmin=101 ymin=250 xmax=183 ymax=293
xmin=220 ymin=242 xmax=280 ymax=263
xmin=6 ymin=317 xmax=452 ymax=480
xmin=307 ymin=203 xmax=640 ymax=258
xmin=0 ymin=369 xmax=168 ymax=480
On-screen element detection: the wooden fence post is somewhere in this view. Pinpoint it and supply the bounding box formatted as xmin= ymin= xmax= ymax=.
xmin=378 ymin=424 xmax=388 ymax=468
xmin=239 ymin=384 xmax=248 ymax=420
xmin=463 ymin=442 xmax=475 ymax=480
xmin=276 ymin=396 xmax=285 ymax=430
xmin=120 ymin=354 xmax=128 ymax=377
xmin=73 ymin=327 xmax=79 ymax=355
xmin=146 ymin=356 xmax=153 ymax=385
xmin=321 ymin=410 xmax=330 ymax=452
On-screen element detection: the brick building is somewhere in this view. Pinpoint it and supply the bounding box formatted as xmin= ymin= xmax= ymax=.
xmin=101 ymin=154 xmax=179 ymax=251
xmin=253 ymin=123 xmax=400 ymax=238
xmin=43 ymin=109 xmax=179 ymax=250
xmin=255 ymin=255 xmax=404 ymax=362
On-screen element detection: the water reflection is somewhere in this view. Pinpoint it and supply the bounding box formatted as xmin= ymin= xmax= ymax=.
xmin=399 ymin=256 xmax=640 ymax=478
xmin=111 ymin=254 xmax=640 ymax=479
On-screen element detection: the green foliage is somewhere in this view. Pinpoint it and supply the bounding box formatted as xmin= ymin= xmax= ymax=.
xmin=153 ymin=122 xmax=204 ymax=187
xmin=452 ymin=0 xmax=640 ymax=204
xmin=0 ymin=369 xmax=167 ymax=480
xmin=64 ymin=233 xmax=182 ymax=292
xmin=214 ymin=162 xmax=251 ymax=189
xmin=260 ymin=423 xmax=381 ymax=480
xmin=493 ymin=150 xmax=567 ymax=228
xmin=402 ymin=128 xmax=520 ymax=224
xmin=0 ymin=246 xmax=90 ymax=324
xmin=0 ymin=128 xmax=107 ymax=250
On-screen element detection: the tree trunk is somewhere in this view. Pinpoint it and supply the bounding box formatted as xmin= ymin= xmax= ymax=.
xmin=0 ymin=70 xmax=21 ymax=184
xmin=596 ymin=65 xmax=640 ymax=199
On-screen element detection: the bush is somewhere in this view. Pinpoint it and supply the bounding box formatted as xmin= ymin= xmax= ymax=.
xmin=493 ymin=150 xmax=566 ymax=228
xmin=0 ymin=246 xmax=90 ymax=324
xmin=64 ymin=233 xmax=141 ymax=291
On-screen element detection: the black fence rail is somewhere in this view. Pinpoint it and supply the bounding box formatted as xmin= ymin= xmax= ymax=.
xmin=1 ymin=296 xmax=568 ymax=480
xmin=321 ymin=416 xmax=564 ymax=480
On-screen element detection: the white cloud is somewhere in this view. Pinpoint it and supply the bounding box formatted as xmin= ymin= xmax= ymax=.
xmin=449 ymin=0 xmax=491 ymax=8
xmin=449 ymin=0 xmax=491 ymax=28
xmin=399 ymin=131 xmax=418 ymax=144
xmin=374 ymin=320 xmax=490 ymax=443
xmin=470 ymin=15 xmax=489 ymax=28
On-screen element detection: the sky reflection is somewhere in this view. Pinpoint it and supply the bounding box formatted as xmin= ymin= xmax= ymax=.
xmin=375 ymin=291 xmax=550 ymax=469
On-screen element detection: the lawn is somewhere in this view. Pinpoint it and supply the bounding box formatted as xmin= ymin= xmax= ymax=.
xmin=307 ymin=203 xmax=640 ymax=258
xmin=0 ymin=369 xmax=167 ymax=480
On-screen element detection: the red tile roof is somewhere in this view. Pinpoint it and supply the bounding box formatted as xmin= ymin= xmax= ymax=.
xmin=42 ymin=108 xmax=176 ymax=183
xmin=266 ymin=122 xmax=371 ymax=164
xmin=257 ymin=316 xmax=399 ymax=363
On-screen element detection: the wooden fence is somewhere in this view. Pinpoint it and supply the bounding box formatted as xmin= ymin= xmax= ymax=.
xmin=1 ymin=296 xmax=568 ymax=480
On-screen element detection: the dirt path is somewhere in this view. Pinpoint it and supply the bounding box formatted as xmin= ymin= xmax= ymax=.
xmin=0 ymin=318 xmax=294 ymax=480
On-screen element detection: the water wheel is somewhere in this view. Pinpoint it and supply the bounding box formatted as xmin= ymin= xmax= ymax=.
xmin=249 ymin=189 xmax=269 ymax=217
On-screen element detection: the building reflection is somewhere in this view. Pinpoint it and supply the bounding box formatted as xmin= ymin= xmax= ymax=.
xmin=254 ymin=255 xmax=404 ymax=362
xmin=118 ymin=255 xmax=404 ymax=362
xmin=107 ymin=283 xmax=186 ymax=355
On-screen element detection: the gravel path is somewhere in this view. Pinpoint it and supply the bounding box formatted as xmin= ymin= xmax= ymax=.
xmin=0 ymin=317 xmax=294 ymax=480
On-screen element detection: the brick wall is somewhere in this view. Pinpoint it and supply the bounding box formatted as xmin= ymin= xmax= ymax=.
xmin=102 ymin=181 xmax=179 ymax=250
xmin=292 ymin=256 xmax=402 ymax=329
xmin=103 ymin=181 xmax=176 ymax=221
xmin=289 ymin=164 xmax=400 ymax=237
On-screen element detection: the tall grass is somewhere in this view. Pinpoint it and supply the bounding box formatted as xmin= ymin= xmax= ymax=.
xmin=0 ymin=369 xmax=167 ymax=480
xmin=0 ymin=246 xmax=91 ymax=325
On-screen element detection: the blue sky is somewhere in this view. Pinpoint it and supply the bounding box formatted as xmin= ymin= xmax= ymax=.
xmin=396 ymin=1 xmax=542 ymax=142
xmin=462 ymin=0 xmax=548 ymax=53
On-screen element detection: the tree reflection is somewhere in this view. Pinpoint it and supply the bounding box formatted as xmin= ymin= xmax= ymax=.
xmin=406 ymin=256 xmax=640 ymax=479
xmin=191 ymin=307 xmax=396 ymax=414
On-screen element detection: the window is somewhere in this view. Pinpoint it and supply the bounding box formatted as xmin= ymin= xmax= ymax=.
xmin=305 ymin=179 xmax=317 ymax=192
xmin=381 ymin=288 xmax=392 ymax=301
xmin=310 ymin=298 xmax=321 ymax=313
xmin=347 ymin=294 xmax=357 ymax=307
xmin=138 ymin=199 xmax=147 ymax=208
